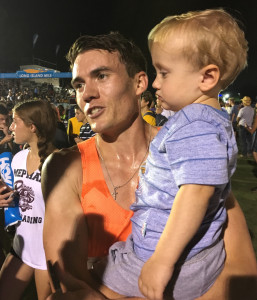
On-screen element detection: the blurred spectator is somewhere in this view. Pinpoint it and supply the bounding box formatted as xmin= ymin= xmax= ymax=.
xmin=228 ymin=97 xmax=238 ymax=137
xmin=6 ymin=90 xmax=14 ymax=102
xmin=57 ymin=104 xmax=66 ymax=122
xmin=141 ymin=91 xmax=156 ymax=126
xmin=0 ymin=104 xmax=13 ymax=154
xmin=51 ymin=104 xmax=69 ymax=149
xmin=237 ymin=96 xmax=254 ymax=158
xmin=67 ymin=105 xmax=83 ymax=146
xmin=155 ymin=96 xmax=171 ymax=126
xmin=74 ymin=106 xmax=95 ymax=143
xmin=224 ymin=102 xmax=232 ymax=114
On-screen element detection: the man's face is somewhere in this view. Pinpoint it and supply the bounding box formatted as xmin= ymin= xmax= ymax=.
xmin=140 ymin=98 xmax=149 ymax=109
xmin=75 ymin=108 xmax=86 ymax=123
xmin=71 ymin=49 xmax=142 ymax=135
xmin=0 ymin=114 xmax=7 ymax=128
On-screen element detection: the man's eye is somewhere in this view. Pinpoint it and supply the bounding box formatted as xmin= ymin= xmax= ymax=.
xmin=74 ymin=83 xmax=84 ymax=91
xmin=98 ymin=73 xmax=107 ymax=80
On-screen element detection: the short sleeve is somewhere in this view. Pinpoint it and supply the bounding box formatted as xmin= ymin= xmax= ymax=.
xmin=237 ymin=108 xmax=243 ymax=118
xmin=164 ymin=120 xmax=229 ymax=187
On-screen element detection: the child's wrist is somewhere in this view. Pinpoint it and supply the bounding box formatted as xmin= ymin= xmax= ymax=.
xmin=151 ymin=251 xmax=176 ymax=268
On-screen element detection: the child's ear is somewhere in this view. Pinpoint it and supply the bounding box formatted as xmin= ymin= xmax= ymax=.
xmin=199 ymin=64 xmax=220 ymax=92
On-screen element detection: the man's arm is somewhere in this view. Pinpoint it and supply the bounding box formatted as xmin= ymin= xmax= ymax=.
xmin=246 ymin=114 xmax=257 ymax=134
xmin=43 ymin=148 xmax=143 ymax=300
xmin=231 ymin=113 xmax=235 ymax=123
xmin=0 ymin=124 xmax=13 ymax=149
xmin=42 ymin=148 xmax=97 ymax=293
xmin=74 ymin=137 xmax=84 ymax=144
xmin=236 ymin=110 xmax=242 ymax=124
xmin=197 ymin=192 xmax=257 ymax=300
xmin=0 ymin=135 xmax=13 ymax=146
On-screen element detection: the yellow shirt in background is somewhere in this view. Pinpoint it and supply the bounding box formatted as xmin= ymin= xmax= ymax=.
xmin=142 ymin=110 xmax=156 ymax=126
xmin=67 ymin=117 xmax=83 ymax=136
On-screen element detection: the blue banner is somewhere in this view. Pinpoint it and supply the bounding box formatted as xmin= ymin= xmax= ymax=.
xmin=0 ymin=71 xmax=72 ymax=79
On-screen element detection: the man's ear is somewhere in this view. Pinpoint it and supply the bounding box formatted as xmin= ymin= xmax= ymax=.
xmin=135 ymin=72 xmax=148 ymax=96
xmin=199 ymin=64 xmax=220 ymax=92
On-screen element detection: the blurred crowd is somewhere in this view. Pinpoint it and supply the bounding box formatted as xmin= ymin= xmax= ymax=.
xmin=0 ymin=79 xmax=73 ymax=104
xmin=1 ymin=82 xmax=257 ymax=165
xmin=0 ymin=80 xmax=96 ymax=156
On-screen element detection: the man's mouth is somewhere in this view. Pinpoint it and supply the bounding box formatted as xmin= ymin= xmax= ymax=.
xmin=87 ymin=107 xmax=104 ymax=118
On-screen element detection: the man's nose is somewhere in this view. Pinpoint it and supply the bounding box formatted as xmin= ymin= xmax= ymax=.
xmin=81 ymin=81 xmax=99 ymax=102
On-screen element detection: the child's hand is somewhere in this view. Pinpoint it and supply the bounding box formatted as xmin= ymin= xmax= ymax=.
xmin=138 ymin=256 xmax=174 ymax=300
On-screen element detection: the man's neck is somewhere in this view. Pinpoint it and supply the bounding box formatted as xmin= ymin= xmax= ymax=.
xmin=97 ymin=118 xmax=150 ymax=158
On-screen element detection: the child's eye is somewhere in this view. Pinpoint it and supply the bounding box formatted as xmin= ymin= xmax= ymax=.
xmin=160 ymin=72 xmax=167 ymax=78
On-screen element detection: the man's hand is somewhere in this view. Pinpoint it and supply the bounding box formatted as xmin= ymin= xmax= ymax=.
xmin=0 ymin=124 xmax=9 ymax=136
xmin=74 ymin=137 xmax=83 ymax=144
xmin=0 ymin=135 xmax=13 ymax=145
xmin=45 ymin=261 xmax=105 ymax=300
xmin=138 ymin=255 xmax=174 ymax=300
xmin=0 ymin=182 xmax=15 ymax=207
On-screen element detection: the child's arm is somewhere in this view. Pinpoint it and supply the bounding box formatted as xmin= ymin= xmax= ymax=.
xmin=138 ymin=184 xmax=214 ymax=300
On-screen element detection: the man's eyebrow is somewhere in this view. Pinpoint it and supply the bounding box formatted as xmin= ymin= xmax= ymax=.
xmin=71 ymin=66 xmax=111 ymax=87
xmin=90 ymin=66 xmax=111 ymax=76
xmin=71 ymin=77 xmax=82 ymax=87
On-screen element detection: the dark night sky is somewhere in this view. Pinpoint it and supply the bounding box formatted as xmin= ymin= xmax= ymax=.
xmin=0 ymin=0 xmax=257 ymax=98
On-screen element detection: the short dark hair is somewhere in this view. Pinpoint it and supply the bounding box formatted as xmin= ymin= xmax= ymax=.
xmin=74 ymin=104 xmax=82 ymax=111
xmin=0 ymin=104 xmax=8 ymax=116
xmin=141 ymin=91 xmax=154 ymax=108
xmin=228 ymin=97 xmax=235 ymax=104
xmin=57 ymin=104 xmax=65 ymax=113
xmin=66 ymin=32 xmax=147 ymax=78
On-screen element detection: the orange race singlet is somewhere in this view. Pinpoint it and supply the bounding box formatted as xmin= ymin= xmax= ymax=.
xmin=78 ymin=137 xmax=133 ymax=257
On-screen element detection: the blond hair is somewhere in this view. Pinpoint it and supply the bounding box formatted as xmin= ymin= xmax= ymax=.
xmin=148 ymin=9 xmax=248 ymax=89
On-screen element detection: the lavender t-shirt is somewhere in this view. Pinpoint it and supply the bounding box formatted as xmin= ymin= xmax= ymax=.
xmin=131 ymin=103 xmax=237 ymax=262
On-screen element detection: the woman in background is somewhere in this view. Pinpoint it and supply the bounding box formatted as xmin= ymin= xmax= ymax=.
xmin=0 ymin=100 xmax=57 ymax=300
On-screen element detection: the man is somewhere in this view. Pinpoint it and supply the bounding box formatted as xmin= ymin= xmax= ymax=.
xmin=66 ymin=105 xmax=83 ymax=146
xmin=42 ymin=32 xmax=257 ymax=300
xmin=140 ymin=90 xmax=156 ymax=126
xmin=237 ymin=96 xmax=255 ymax=158
xmin=0 ymin=104 xmax=13 ymax=153
xmin=0 ymin=104 xmax=14 ymax=269
xmin=141 ymin=91 xmax=168 ymax=126
xmin=228 ymin=97 xmax=238 ymax=137
xmin=73 ymin=105 xmax=95 ymax=143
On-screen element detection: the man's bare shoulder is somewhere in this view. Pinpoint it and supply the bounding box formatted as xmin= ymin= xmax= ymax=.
xmin=44 ymin=145 xmax=81 ymax=171
xmin=42 ymin=145 xmax=82 ymax=203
